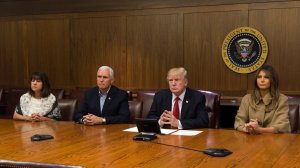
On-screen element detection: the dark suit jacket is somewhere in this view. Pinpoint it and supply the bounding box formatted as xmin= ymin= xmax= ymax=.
xmin=147 ymin=88 xmax=208 ymax=129
xmin=74 ymin=85 xmax=130 ymax=124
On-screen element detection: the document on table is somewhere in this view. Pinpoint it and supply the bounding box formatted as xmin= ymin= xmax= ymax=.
xmin=123 ymin=126 xmax=139 ymax=132
xmin=170 ymin=130 xmax=202 ymax=136
xmin=123 ymin=127 xmax=202 ymax=136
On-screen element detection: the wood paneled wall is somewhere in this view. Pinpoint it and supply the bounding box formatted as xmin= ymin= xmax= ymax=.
xmin=249 ymin=2 xmax=300 ymax=93
xmin=71 ymin=16 xmax=126 ymax=88
xmin=0 ymin=0 xmax=292 ymax=17
xmin=0 ymin=0 xmax=300 ymax=95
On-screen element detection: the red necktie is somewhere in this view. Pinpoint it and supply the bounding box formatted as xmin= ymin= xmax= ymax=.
xmin=173 ymin=97 xmax=180 ymax=119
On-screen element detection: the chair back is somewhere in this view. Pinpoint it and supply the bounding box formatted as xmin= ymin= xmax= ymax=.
xmin=69 ymin=88 xmax=87 ymax=112
xmin=127 ymin=90 xmax=133 ymax=101
xmin=288 ymin=104 xmax=299 ymax=133
xmin=198 ymin=90 xmax=221 ymax=129
xmin=5 ymin=89 xmax=27 ymax=119
xmin=52 ymin=89 xmax=65 ymax=99
xmin=58 ymin=99 xmax=77 ymax=121
xmin=0 ymin=159 xmax=84 ymax=168
xmin=128 ymin=100 xmax=143 ymax=123
xmin=0 ymin=88 xmax=3 ymax=103
xmin=287 ymin=96 xmax=300 ymax=105
xmin=136 ymin=89 xmax=221 ymax=128
xmin=137 ymin=90 xmax=156 ymax=118
xmin=288 ymin=96 xmax=300 ymax=133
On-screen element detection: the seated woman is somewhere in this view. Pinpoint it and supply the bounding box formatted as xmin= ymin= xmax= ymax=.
xmin=13 ymin=72 xmax=61 ymax=121
xmin=234 ymin=65 xmax=290 ymax=134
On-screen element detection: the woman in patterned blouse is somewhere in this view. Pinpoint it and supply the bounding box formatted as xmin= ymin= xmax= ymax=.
xmin=13 ymin=72 xmax=61 ymax=121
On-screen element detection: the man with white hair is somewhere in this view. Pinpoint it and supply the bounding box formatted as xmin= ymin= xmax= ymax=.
xmin=74 ymin=66 xmax=130 ymax=125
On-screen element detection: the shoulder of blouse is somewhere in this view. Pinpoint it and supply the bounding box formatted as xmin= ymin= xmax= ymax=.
xmin=42 ymin=93 xmax=56 ymax=103
xmin=20 ymin=92 xmax=31 ymax=100
xmin=277 ymin=93 xmax=288 ymax=105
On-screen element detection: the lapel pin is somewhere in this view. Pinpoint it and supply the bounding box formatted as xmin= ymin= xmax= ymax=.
xmin=108 ymin=97 xmax=111 ymax=100
xmin=186 ymin=100 xmax=188 ymax=103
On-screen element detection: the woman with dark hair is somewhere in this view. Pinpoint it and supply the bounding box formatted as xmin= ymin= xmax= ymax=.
xmin=13 ymin=72 xmax=61 ymax=121
xmin=234 ymin=65 xmax=290 ymax=134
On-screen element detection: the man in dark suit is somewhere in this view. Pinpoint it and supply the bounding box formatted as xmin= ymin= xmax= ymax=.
xmin=74 ymin=66 xmax=129 ymax=125
xmin=147 ymin=67 xmax=208 ymax=129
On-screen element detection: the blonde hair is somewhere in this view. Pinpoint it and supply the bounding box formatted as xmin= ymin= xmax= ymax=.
xmin=167 ymin=67 xmax=187 ymax=80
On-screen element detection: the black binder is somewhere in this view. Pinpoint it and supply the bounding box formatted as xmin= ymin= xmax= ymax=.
xmin=133 ymin=118 xmax=161 ymax=141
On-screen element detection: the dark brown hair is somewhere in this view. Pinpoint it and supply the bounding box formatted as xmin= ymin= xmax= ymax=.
xmin=252 ymin=65 xmax=280 ymax=102
xmin=29 ymin=72 xmax=51 ymax=98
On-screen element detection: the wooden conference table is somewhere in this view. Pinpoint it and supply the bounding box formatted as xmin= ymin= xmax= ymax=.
xmin=0 ymin=119 xmax=300 ymax=168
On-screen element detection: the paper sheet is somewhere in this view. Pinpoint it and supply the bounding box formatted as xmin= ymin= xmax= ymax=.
xmin=171 ymin=130 xmax=202 ymax=136
xmin=123 ymin=126 xmax=139 ymax=132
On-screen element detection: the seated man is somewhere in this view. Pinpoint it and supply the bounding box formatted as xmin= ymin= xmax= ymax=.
xmin=74 ymin=66 xmax=130 ymax=125
xmin=147 ymin=67 xmax=208 ymax=129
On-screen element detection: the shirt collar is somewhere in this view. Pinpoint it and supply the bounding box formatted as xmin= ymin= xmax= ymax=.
xmin=172 ymin=89 xmax=186 ymax=102
xmin=99 ymin=86 xmax=111 ymax=96
xmin=255 ymin=92 xmax=272 ymax=105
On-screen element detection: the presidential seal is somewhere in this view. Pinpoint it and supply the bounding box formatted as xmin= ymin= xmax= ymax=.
xmin=222 ymin=27 xmax=268 ymax=73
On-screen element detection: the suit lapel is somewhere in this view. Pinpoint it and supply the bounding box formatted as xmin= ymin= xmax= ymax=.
xmin=181 ymin=88 xmax=191 ymax=119
xmin=165 ymin=90 xmax=172 ymax=111
xmin=93 ymin=87 xmax=101 ymax=115
xmin=101 ymin=86 xmax=115 ymax=115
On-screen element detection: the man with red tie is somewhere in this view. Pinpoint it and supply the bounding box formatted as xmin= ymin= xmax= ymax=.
xmin=147 ymin=67 xmax=208 ymax=129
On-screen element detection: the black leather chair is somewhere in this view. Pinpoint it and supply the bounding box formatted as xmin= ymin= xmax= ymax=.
xmin=0 ymin=88 xmax=5 ymax=118
xmin=0 ymin=88 xmax=3 ymax=103
xmin=288 ymin=96 xmax=300 ymax=133
xmin=52 ymin=89 xmax=65 ymax=100
xmin=287 ymin=96 xmax=300 ymax=106
xmin=128 ymin=100 xmax=143 ymax=123
xmin=58 ymin=99 xmax=77 ymax=121
xmin=0 ymin=159 xmax=84 ymax=168
xmin=127 ymin=90 xmax=133 ymax=101
xmin=198 ymin=90 xmax=221 ymax=129
xmin=69 ymin=88 xmax=87 ymax=112
xmin=70 ymin=88 xmax=133 ymax=111
xmin=137 ymin=90 xmax=220 ymax=128
xmin=136 ymin=90 xmax=156 ymax=118
xmin=288 ymin=104 xmax=299 ymax=133
xmin=4 ymin=89 xmax=27 ymax=119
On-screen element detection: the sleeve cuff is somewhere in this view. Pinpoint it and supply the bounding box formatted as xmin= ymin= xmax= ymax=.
xmin=178 ymin=120 xmax=183 ymax=129
xmin=102 ymin=118 xmax=106 ymax=124
xmin=79 ymin=118 xmax=84 ymax=124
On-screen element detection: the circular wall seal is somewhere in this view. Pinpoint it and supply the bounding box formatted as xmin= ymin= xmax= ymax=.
xmin=222 ymin=27 xmax=268 ymax=73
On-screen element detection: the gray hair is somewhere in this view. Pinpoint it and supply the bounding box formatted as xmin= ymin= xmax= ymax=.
xmin=98 ymin=66 xmax=114 ymax=79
